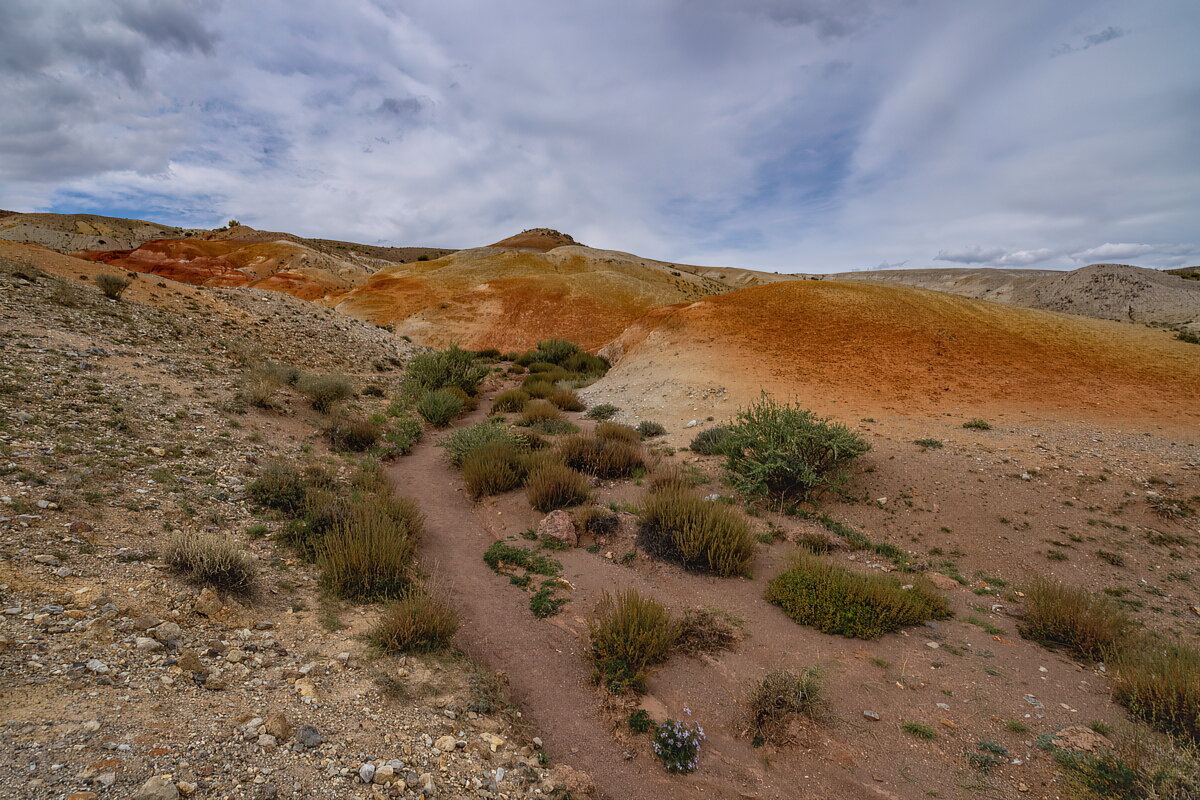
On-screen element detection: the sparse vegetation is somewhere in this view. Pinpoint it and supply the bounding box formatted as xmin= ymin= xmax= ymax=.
xmin=558 ymin=433 xmax=645 ymax=478
xmin=652 ymin=717 xmax=705 ymax=774
xmin=163 ymin=532 xmax=256 ymax=594
xmin=637 ymin=484 xmax=756 ymax=577
xmin=689 ymin=425 xmax=733 ymax=455
xmin=95 ymin=272 xmax=132 ymax=300
xmin=914 ymin=438 xmax=944 ymax=449
xmin=963 ymin=418 xmax=993 ymax=430
xmin=675 ymin=607 xmax=744 ymax=655
xmin=747 ymin=668 xmax=824 ymax=744
xmin=461 ymin=440 xmax=527 ymax=498
xmin=1019 ymin=577 xmax=1131 ymax=662
xmin=588 ymin=589 xmax=677 ymax=693
xmin=368 ymin=589 xmax=458 ymax=653
xmin=1177 ymin=330 xmax=1200 ymax=345
xmin=902 ymin=722 xmax=937 ymax=740
xmin=547 ymin=387 xmax=585 ymax=411
xmin=296 ymin=373 xmax=353 ymax=412
xmin=1112 ymin=643 xmax=1200 ymax=741
xmin=325 ymin=414 xmax=380 ymax=451
xmin=247 ymin=461 xmax=308 ymax=512
xmin=525 ymin=464 xmax=591 ymax=511
xmin=416 ymin=388 xmax=464 ymax=426
xmin=585 ymin=403 xmax=619 ymax=420
xmin=576 ymin=505 xmax=619 ymax=536
xmin=440 ymin=418 xmax=526 ymax=467
xmin=765 ymin=549 xmax=950 ymax=638
xmin=594 ymin=421 xmax=640 ymax=443
xmin=492 ymin=388 xmax=530 ymax=413
xmin=317 ymin=497 xmax=422 ymax=601
xmin=636 ymin=420 xmax=667 ymax=438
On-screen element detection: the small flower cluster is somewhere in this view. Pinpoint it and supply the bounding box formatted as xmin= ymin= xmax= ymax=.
xmin=651 ymin=712 xmax=705 ymax=774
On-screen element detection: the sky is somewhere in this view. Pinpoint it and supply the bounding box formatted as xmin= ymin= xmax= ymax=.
xmin=1 ymin=0 xmax=1197 ymax=273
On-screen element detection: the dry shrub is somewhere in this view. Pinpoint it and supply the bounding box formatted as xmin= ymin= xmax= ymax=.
xmin=519 ymin=448 xmax=565 ymax=473
xmin=440 ymin=419 xmax=525 ymax=467
xmin=558 ymin=434 xmax=644 ymax=479
xmin=595 ymin=421 xmax=640 ymax=444
xmin=576 ymin=505 xmax=619 ymax=536
xmin=325 ymin=414 xmax=380 ymax=451
xmin=318 ymin=499 xmax=422 ymax=601
xmin=462 ymin=440 xmax=528 ymax=498
xmin=588 ymin=589 xmax=678 ymax=694
xmin=637 ymin=485 xmax=755 ymax=577
xmin=523 ymin=380 xmax=556 ymax=399
xmin=636 ymin=420 xmax=667 ymax=438
xmin=442 ymin=386 xmax=479 ymax=412
xmin=239 ymin=362 xmax=292 ymax=408
xmin=368 ymin=589 xmax=458 ymax=653
xmin=248 ymin=462 xmax=308 ymax=512
xmin=548 ymin=387 xmax=585 ymax=411
xmin=676 ymin=607 xmax=744 ymax=655
xmin=525 ymin=464 xmax=590 ymax=511
xmin=585 ymin=403 xmax=620 ymax=420
xmin=492 ymin=389 xmax=530 ymax=413
xmin=1112 ymin=642 xmax=1200 ymax=742
xmin=296 ymin=373 xmax=353 ymax=412
xmin=1018 ymin=577 xmax=1131 ymax=662
xmin=765 ymin=549 xmax=951 ymax=638
xmin=518 ymin=399 xmax=563 ymax=426
xmin=164 ymin=532 xmax=256 ymax=594
xmin=747 ymin=668 xmax=824 ymax=745
xmin=96 ymin=272 xmax=132 ymax=299
xmin=795 ymin=530 xmax=839 ymax=553
xmin=689 ymin=425 xmax=733 ymax=455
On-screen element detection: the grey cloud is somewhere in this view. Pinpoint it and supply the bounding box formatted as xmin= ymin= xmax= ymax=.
xmin=1053 ymin=25 xmax=1126 ymax=57
xmin=935 ymin=247 xmax=1060 ymax=267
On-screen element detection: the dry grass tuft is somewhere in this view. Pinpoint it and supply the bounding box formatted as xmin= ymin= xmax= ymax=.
xmin=517 ymin=399 xmax=564 ymax=426
xmin=558 ymin=434 xmax=645 ymax=479
xmin=296 ymin=373 xmax=353 ymax=412
xmin=637 ymin=485 xmax=755 ymax=577
xmin=676 ymin=607 xmax=744 ymax=655
xmin=368 ymin=589 xmax=459 ymax=653
xmin=548 ymin=387 xmax=585 ymax=411
xmin=747 ymin=668 xmax=824 ymax=745
xmin=164 ymin=532 xmax=256 ymax=594
xmin=1018 ymin=577 xmax=1131 ymax=662
xmin=1112 ymin=642 xmax=1200 ymax=742
xmin=588 ymin=589 xmax=678 ymax=694
xmin=525 ymin=464 xmax=591 ymax=511
xmin=318 ymin=499 xmax=422 ymax=601
xmin=461 ymin=440 xmax=528 ymax=498
xmin=492 ymin=389 xmax=530 ymax=413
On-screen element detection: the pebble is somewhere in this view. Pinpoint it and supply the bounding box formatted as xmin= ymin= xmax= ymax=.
xmin=296 ymin=724 xmax=322 ymax=748
xmin=863 ymin=710 xmax=881 ymax=721
xmin=136 ymin=636 xmax=164 ymax=652
xmin=86 ymin=659 xmax=108 ymax=674
xmin=359 ymin=763 xmax=376 ymax=784
xmin=434 ymin=735 xmax=458 ymax=752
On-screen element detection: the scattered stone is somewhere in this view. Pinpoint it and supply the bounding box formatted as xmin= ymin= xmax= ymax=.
xmin=86 ymin=659 xmax=108 ymax=674
xmin=153 ymin=622 xmax=182 ymax=642
xmin=296 ymin=724 xmax=322 ymax=748
xmin=176 ymin=649 xmax=205 ymax=674
xmin=193 ymin=588 xmax=224 ymax=617
xmin=359 ymin=763 xmax=376 ymax=784
xmin=863 ymin=710 xmax=881 ymax=721
xmin=136 ymin=636 xmax=164 ymax=652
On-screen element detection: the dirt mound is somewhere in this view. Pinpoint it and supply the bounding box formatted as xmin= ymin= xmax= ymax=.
xmin=336 ymin=244 xmax=735 ymax=349
xmin=589 ymin=279 xmax=1200 ymax=427
xmin=489 ymin=228 xmax=580 ymax=251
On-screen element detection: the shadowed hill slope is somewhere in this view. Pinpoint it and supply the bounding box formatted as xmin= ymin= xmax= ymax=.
xmin=592 ymin=279 xmax=1200 ymax=426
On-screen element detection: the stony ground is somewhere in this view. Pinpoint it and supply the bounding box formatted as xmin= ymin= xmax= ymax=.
xmin=0 ymin=257 xmax=587 ymax=800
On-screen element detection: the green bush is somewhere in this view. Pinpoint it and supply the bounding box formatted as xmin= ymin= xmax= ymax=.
xmin=296 ymin=373 xmax=354 ymax=412
xmin=689 ymin=425 xmax=733 ymax=455
xmin=381 ymin=416 xmax=422 ymax=456
xmin=407 ymin=345 xmax=489 ymax=394
xmin=637 ymin=485 xmax=755 ymax=577
xmin=1018 ymin=577 xmax=1131 ymax=662
xmin=247 ymin=462 xmax=308 ymax=512
xmin=963 ymin=418 xmax=993 ymax=430
xmin=517 ymin=399 xmax=564 ymax=426
xmin=765 ymin=549 xmax=950 ymax=638
xmin=636 ymin=421 xmax=667 ymax=438
xmin=747 ymin=668 xmax=824 ymax=744
xmin=558 ymin=434 xmax=644 ymax=479
xmin=721 ymin=396 xmax=869 ymax=501
xmin=492 ymin=389 xmax=530 ymax=413
xmin=532 ymin=338 xmax=580 ymax=364
xmin=588 ymin=589 xmax=678 ymax=693
xmin=548 ymin=387 xmax=585 ymax=411
xmin=522 ymin=379 xmax=557 ymax=399
xmin=163 ymin=532 xmax=256 ymax=594
xmin=914 ymin=438 xmax=944 ymax=449
xmin=461 ymin=440 xmax=528 ymax=498
xmin=585 ymin=403 xmax=620 ymax=420
xmin=440 ymin=418 xmax=526 ymax=467
xmin=325 ymin=414 xmax=380 ymax=451
xmin=562 ymin=351 xmax=609 ymax=374
xmin=525 ymin=464 xmax=591 ymax=511
xmin=416 ymin=388 xmax=464 ymax=427
xmin=1112 ymin=642 xmax=1200 ymax=741
xmin=318 ymin=498 xmax=422 ymax=601
xmin=368 ymin=589 xmax=458 ymax=653
xmin=1177 ymin=330 xmax=1200 ymax=345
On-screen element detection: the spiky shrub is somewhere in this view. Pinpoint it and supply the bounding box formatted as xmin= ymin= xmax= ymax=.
xmin=325 ymin=414 xmax=380 ymax=451
xmin=247 ymin=462 xmax=308 ymax=512
xmin=548 ymin=387 xmax=585 ymax=412
xmin=636 ymin=421 xmax=667 ymax=439
xmin=517 ymin=399 xmax=564 ymax=426
xmin=689 ymin=425 xmax=733 ymax=455
xmin=296 ymin=373 xmax=353 ymax=412
xmin=576 ymin=505 xmax=619 ymax=536
xmin=747 ymin=668 xmax=824 ymax=745
xmin=533 ymin=338 xmax=580 ymax=364
xmin=318 ymin=499 xmax=422 ymax=601
xmin=368 ymin=589 xmax=458 ymax=653
xmin=1111 ymin=642 xmax=1200 ymax=741
xmin=594 ymin=421 xmax=640 ymax=443
xmin=559 ymin=435 xmax=645 ymax=479
xmin=406 ymin=345 xmax=489 ymax=395
xmin=652 ymin=717 xmax=705 ymax=774
xmin=525 ymin=464 xmax=591 ymax=511
xmin=440 ymin=419 xmax=526 ymax=466
xmin=416 ymin=388 xmax=464 ymax=427
xmin=637 ymin=485 xmax=755 ymax=577
xmin=676 ymin=607 xmax=744 ymax=655
xmin=96 ymin=272 xmax=132 ymax=299
xmin=765 ymin=549 xmax=951 ymax=638
xmin=522 ymin=379 xmax=557 ymax=399
xmin=721 ymin=396 xmax=869 ymax=502
xmin=585 ymin=403 xmax=620 ymax=421
xmin=588 ymin=589 xmax=678 ymax=693
xmin=492 ymin=389 xmax=530 ymax=413
xmin=163 ymin=532 xmax=256 ymax=594
xmin=1018 ymin=577 xmax=1131 ymax=662
xmin=461 ymin=440 xmax=528 ymax=498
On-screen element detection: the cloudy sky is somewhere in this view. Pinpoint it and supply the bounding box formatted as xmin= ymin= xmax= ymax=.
xmin=1 ymin=1 xmax=1197 ymax=272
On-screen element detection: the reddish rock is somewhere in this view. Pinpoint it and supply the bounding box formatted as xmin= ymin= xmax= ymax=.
xmin=537 ymin=510 xmax=577 ymax=547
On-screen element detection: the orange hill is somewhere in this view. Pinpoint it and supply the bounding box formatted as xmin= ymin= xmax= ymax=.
xmin=593 ymin=279 xmax=1200 ymax=425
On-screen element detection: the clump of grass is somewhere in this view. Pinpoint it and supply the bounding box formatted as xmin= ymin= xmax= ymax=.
xmin=239 ymin=362 xmax=294 ymax=408
xmin=522 ymin=379 xmax=556 ymax=399
xmin=317 ymin=499 xmax=422 ymax=601
xmin=765 ymin=549 xmax=951 ymax=638
xmin=407 ymin=345 xmax=488 ymax=395
xmin=325 ymin=414 xmax=380 ymax=451
xmin=96 ymin=272 xmax=132 ymax=300
xmin=296 ymin=373 xmax=353 ymax=412
xmin=1096 ymin=550 xmax=1126 ymax=567
xmin=628 ymin=709 xmax=654 ymax=734
xmin=440 ymin=419 xmax=525 ymax=467
xmin=461 ymin=440 xmax=527 ymax=498
xmin=547 ymin=387 xmax=585 ymax=412
xmin=795 ymin=530 xmax=839 ymax=553
xmin=163 ymin=532 xmax=256 ymax=594
xmin=747 ymin=668 xmax=824 ymax=745
xmin=721 ymin=395 xmax=869 ymax=502
xmin=492 ymin=389 xmax=529 ymax=413
xmin=676 ymin=607 xmax=744 ymax=655
xmin=558 ymin=434 xmax=645 ymax=479
xmin=585 ymin=403 xmax=619 ymax=420
xmin=588 ymin=589 xmax=678 ymax=694
xmin=416 ymin=388 xmax=464 ymax=427
xmin=963 ymin=418 xmax=993 ymax=430
xmin=529 ymin=580 xmax=568 ymax=618
xmin=1176 ymin=330 xmax=1200 ymax=345
xmin=1018 ymin=577 xmax=1131 ymax=662
xmin=689 ymin=425 xmax=733 ymax=455
xmin=902 ymin=722 xmax=937 ymax=740
xmin=247 ymin=462 xmax=308 ymax=512
xmin=576 ymin=505 xmax=619 ymax=536
xmin=525 ymin=464 xmax=591 ymax=511
xmin=368 ymin=589 xmax=458 ymax=653
xmin=517 ymin=399 xmax=564 ymax=426
xmin=595 ymin=421 xmax=640 ymax=443
xmin=636 ymin=420 xmax=667 ymax=438
xmin=1052 ymin=726 xmax=1200 ymax=799
xmin=1149 ymin=496 xmax=1194 ymax=520
xmin=1111 ymin=642 xmax=1200 ymax=741
xmin=637 ymin=484 xmax=756 ymax=577
xmin=914 ymin=438 xmax=944 ymax=449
